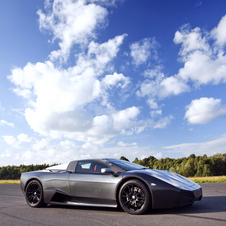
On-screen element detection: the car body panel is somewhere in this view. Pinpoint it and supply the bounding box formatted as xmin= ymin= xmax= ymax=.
xmin=20 ymin=159 xmax=202 ymax=210
xmin=68 ymin=173 xmax=122 ymax=205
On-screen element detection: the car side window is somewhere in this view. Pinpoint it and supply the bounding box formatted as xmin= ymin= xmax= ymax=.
xmin=75 ymin=161 xmax=109 ymax=174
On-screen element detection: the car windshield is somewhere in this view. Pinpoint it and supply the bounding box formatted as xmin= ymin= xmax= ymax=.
xmin=106 ymin=159 xmax=147 ymax=171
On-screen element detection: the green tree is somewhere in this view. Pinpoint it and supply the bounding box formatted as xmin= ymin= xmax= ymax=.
xmin=120 ymin=156 xmax=130 ymax=161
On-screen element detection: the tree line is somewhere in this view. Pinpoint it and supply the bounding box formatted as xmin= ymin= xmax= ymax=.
xmin=1 ymin=153 xmax=226 ymax=179
xmin=121 ymin=153 xmax=226 ymax=177
xmin=0 ymin=164 xmax=52 ymax=180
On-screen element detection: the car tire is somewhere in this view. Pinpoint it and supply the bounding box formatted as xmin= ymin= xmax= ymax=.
xmin=119 ymin=179 xmax=151 ymax=215
xmin=25 ymin=180 xmax=45 ymax=207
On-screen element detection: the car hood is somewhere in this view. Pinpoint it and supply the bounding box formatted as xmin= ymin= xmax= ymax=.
xmin=132 ymin=169 xmax=200 ymax=190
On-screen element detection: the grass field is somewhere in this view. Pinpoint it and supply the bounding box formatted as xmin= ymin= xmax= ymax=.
xmin=0 ymin=180 xmax=20 ymax=184
xmin=1 ymin=176 xmax=226 ymax=184
xmin=188 ymin=176 xmax=226 ymax=183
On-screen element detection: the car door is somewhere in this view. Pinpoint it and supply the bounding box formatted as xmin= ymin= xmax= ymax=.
xmin=68 ymin=160 xmax=122 ymax=206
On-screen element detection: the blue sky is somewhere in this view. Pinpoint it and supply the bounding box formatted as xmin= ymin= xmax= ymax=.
xmin=1 ymin=0 xmax=226 ymax=166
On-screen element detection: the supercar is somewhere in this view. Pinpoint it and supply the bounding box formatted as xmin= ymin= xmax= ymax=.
xmin=20 ymin=159 xmax=202 ymax=215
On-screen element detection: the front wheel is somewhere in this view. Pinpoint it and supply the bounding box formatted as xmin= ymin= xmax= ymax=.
xmin=119 ymin=179 xmax=151 ymax=215
xmin=25 ymin=180 xmax=44 ymax=207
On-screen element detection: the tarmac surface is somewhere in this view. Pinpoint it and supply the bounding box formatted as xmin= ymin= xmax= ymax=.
xmin=0 ymin=183 xmax=226 ymax=226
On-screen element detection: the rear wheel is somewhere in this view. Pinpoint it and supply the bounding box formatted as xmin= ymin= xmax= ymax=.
xmin=119 ymin=179 xmax=151 ymax=215
xmin=25 ymin=180 xmax=44 ymax=207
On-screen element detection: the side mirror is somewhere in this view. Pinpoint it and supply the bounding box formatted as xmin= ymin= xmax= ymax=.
xmin=101 ymin=168 xmax=118 ymax=177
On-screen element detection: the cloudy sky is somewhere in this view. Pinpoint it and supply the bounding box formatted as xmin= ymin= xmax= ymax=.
xmin=1 ymin=0 xmax=226 ymax=166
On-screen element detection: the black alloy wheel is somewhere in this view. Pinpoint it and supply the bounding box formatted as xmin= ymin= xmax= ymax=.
xmin=25 ymin=180 xmax=44 ymax=207
xmin=119 ymin=179 xmax=151 ymax=215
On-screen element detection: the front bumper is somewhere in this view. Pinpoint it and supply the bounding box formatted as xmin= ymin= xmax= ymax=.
xmin=173 ymin=187 xmax=202 ymax=207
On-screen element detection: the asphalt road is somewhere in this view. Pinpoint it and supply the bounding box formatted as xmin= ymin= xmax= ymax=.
xmin=0 ymin=183 xmax=226 ymax=226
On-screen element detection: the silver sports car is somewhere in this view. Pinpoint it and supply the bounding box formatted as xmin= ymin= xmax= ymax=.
xmin=20 ymin=159 xmax=202 ymax=215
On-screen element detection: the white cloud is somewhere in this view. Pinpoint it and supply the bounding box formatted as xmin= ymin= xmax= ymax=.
xmin=32 ymin=138 xmax=51 ymax=151
xmin=136 ymin=66 xmax=164 ymax=98
xmin=100 ymin=72 xmax=130 ymax=105
xmin=2 ymin=136 xmax=19 ymax=148
xmin=153 ymin=116 xmax=173 ymax=129
xmin=0 ymin=139 xmax=156 ymax=165
xmin=136 ymin=66 xmax=189 ymax=107
xmin=77 ymin=107 xmax=172 ymax=143
xmin=130 ymin=38 xmax=157 ymax=66
xmin=0 ymin=150 xmax=12 ymax=158
xmin=2 ymin=133 xmax=37 ymax=148
xmin=0 ymin=120 xmax=14 ymax=127
xmin=147 ymin=99 xmax=160 ymax=109
xmin=88 ymin=0 xmax=119 ymax=6
xmin=174 ymin=25 xmax=209 ymax=56
xmin=155 ymin=152 xmax=165 ymax=159
xmin=38 ymin=0 xmax=109 ymax=62
xmin=164 ymin=134 xmax=226 ymax=157
xmin=112 ymin=106 xmax=140 ymax=131
xmin=1 ymin=135 xmax=75 ymax=164
xmin=1 ymin=131 xmax=176 ymax=166
xmin=12 ymin=88 xmax=32 ymax=99
xmin=117 ymin=141 xmax=137 ymax=147
xmin=176 ymin=50 xmax=226 ymax=85
xmin=184 ymin=97 xmax=226 ymax=124
xmin=159 ymin=76 xmax=190 ymax=98
xmin=175 ymin=22 xmax=226 ymax=85
xmin=150 ymin=109 xmax=162 ymax=118
xmin=211 ymin=15 xmax=226 ymax=46
xmin=17 ymin=133 xmax=36 ymax=143
xmin=87 ymin=34 xmax=127 ymax=72
xmin=101 ymin=72 xmax=130 ymax=89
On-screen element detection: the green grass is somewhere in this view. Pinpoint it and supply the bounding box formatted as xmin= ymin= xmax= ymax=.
xmin=190 ymin=178 xmax=226 ymax=183
xmin=0 ymin=180 xmax=20 ymax=184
